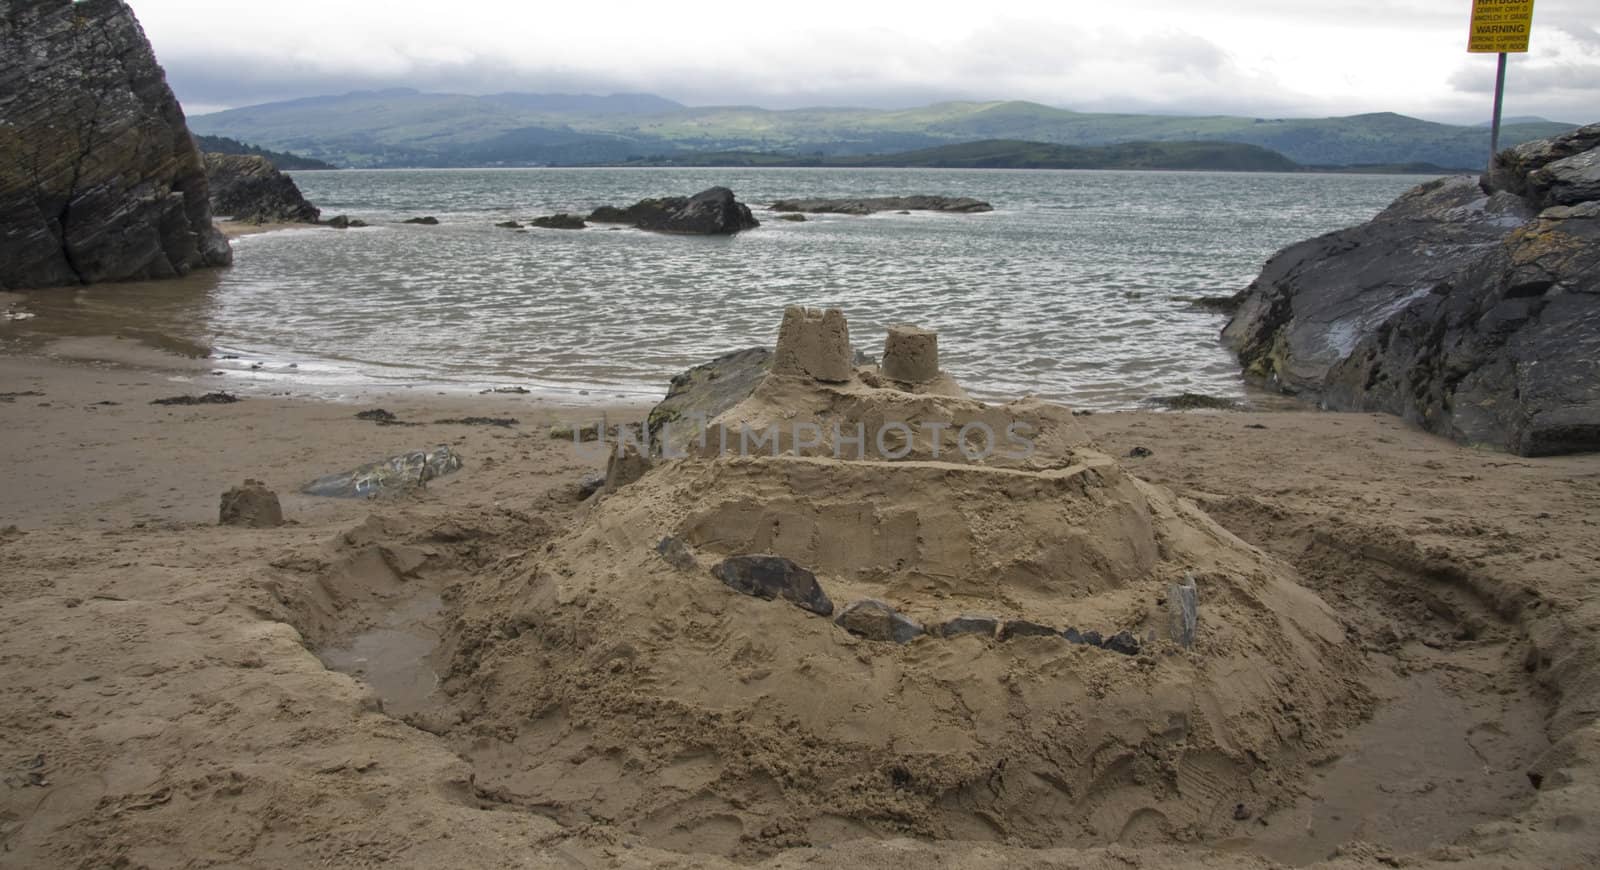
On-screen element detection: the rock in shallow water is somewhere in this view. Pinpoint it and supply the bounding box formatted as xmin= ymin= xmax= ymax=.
xmin=711 ymin=555 xmax=833 ymax=616
xmin=769 ymin=196 xmax=993 ymax=215
xmin=588 ymin=187 xmax=759 ymax=235
xmin=835 ymin=600 xmax=924 ymax=643
xmin=204 ymin=154 xmax=320 ymax=224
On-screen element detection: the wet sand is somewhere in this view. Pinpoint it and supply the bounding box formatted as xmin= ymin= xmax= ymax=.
xmin=2 ymin=348 xmax=1598 ymax=868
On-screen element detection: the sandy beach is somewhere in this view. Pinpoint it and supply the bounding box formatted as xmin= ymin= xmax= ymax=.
xmin=3 ymin=341 xmax=1597 ymax=869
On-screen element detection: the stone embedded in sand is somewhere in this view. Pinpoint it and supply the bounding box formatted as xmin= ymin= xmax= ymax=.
xmin=938 ymin=615 xmax=1000 ymax=639
xmin=604 ymin=444 xmax=653 ymax=492
xmin=881 ymin=325 xmax=940 ymax=384
xmin=834 ymin=600 xmax=925 ymax=644
xmin=1169 ymin=577 xmax=1200 ymax=648
xmin=1103 ymin=630 xmax=1141 ymax=656
xmin=711 ymin=555 xmax=834 ymax=616
xmin=999 ymin=619 xmax=1059 ymax=641
xmin=219 ymin=479 xmax=284 ymax=528
xmin=655 ymin=536 xmax=697 ymax=572
xmin=301 ymin=446 xmax=464 ymax=498
xmin=772 ymin=306 xmax=852 ymax=383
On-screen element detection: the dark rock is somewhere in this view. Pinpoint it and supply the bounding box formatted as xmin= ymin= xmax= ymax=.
xmin=646 ymin=347 xmax=772 ymax=456
xmin=769 ymin=196 xmax=993 ymax=216
xmin=494 ymin=220 xmax=522 ymax=229
xmin=1102 ymin=630 xmax=1141 ymax=656
xmin=325 ymin=215 xmax=351 ymax=229
xmin=403 ymin=216 xmax=439 ymax=225
xmin=530 ymin=214 xmax=587 ymax=230
xmin=347 ymin=219 xmax=368 ymax=228
xmin=434 ymin=417 xmax=518 ymax=427
xmin=998 ymin=619 xmax=1059 ymax=641
xmin=1233 ymin=803 xmax=1252 ymax=821
xmin=1189 ymin=294 xmax=1243 ymax=314
xmin=711 ymin=555 xmax=834 ymax=616
xmin=1147 ymin=393 xmax=1239 ymax=411
xmin=1527 ymin=149 xmax=1600 ymax=209
xmin=1485 ymin=123 xmax=1600 ymax=203
xmin=576 ymin=473 xmax=605 ymax=500
xmin=151 ymin=392 xmax=239 ymax=406
xmin=1169 ymin=577 xmax=1199 ymax=648
xmin=219 ymin=479 xmax=283 ymax=528
xmin=777 ymin=213 xmax=808 ymax=222
xmin=1128 ymin=446 xmax=1153 ymax=458
xmin=0 ymin=0 xmax=232 ymax=289
xmin=203 ymin=154 xmax=319 ymax=224
xmin=301 ymin=446 xmax=464 ymax=498
xmin=655 ymin=536 xmax=697 ymax=572
xmin=356 ymin=408 xmax=399 ymax=423
xmin=587 ymin=187 xmax=759 ymax=235
xmin=937 ymin=615 xmax=999 ymax=639
xmin=834 ymin=600 xmax=924 ymax=643
xmin=1225 ymin=125 xmax=1600 ymax=456
xmin=1064 ymin=628 xmax=1106 ymax=648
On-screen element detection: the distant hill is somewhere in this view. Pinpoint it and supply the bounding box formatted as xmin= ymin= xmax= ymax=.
xmin=188 ymin=90 xmax=1585 ymax=170
xmin=648 ymin=139 xmax=1304 ymax=172
xmin=193 ymin=134 xmax=336 ymax=170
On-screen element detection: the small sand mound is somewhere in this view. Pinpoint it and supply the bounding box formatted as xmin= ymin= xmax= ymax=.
xmin=439 ymin=310 xmax=1370 ymax=857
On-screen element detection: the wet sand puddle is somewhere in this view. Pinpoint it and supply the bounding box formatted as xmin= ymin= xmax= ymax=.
xmin=318 ymin=592 xmax=444 ymax=719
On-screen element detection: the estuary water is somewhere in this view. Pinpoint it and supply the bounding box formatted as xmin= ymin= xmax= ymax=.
xmin=18 ymin=167 xmax=1435 ymax=406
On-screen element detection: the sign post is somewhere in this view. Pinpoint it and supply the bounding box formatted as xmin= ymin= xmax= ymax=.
xmin=1467 ymin=0 xmax=1536 ymax=170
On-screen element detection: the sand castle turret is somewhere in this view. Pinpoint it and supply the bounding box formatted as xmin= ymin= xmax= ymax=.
xmin=881 ymin=324 xmax=940 ymax=384
xmin=772 ymin=306 xmax=852 ymax=382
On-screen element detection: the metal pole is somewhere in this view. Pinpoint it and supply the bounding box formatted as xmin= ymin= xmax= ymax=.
xmin=1488 ymin=51 xmax=1508 ymax=171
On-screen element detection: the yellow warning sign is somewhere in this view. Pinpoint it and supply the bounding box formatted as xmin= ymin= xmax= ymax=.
xmin=1468 ymin=0 xmax=1535 ymax=53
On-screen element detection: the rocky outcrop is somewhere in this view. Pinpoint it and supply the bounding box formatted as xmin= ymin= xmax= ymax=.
xmin=0 ymin=0 xmax=231 ymax=289
xmin=587 ymin=187 xmax=759 ymax=234
xmin=1223 ymin=124 xmax=1600 ymax=456
xmin=769 ymin=196 xmax=993 ymax=215
xmin=530 ymin=213 xmax=586 ymax=230
xmin=202 ymin=153 xmax=319 ymax=224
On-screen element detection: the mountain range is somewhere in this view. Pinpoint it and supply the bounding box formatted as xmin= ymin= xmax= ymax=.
xmin=187 ymin=88 xmax=1582 ymax=171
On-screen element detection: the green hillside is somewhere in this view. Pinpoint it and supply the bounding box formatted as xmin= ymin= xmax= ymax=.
xmin=188 ymin=91 xmax=1584 ymax=170
xmin=193 ymin=135 xmax=336 ymax=170
xmin=649 ymin=139 xmax=1303 ymax=172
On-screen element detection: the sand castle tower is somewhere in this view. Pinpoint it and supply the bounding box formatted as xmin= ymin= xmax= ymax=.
xmin=442 ymin=307 xmax=1366 ymax=857
xmin=771 ymin=306 xmax=853 ymax=382
xmin=881 ymin=324 xmax=940 ymax=384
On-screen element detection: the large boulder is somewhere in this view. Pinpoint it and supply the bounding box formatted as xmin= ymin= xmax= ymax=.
xmin=202 ymin=153 xmax=320 ymax=224
xmin=1223 ymin=123 xmax=1600 ymax=456
xmin=587 ymin=186 xmax=759 ymax=235
xmin=0 ymin=0 xmax=232 ymax=289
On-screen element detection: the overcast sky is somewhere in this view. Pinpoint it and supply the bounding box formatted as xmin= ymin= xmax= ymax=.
xmin=132 ymin=0 xmax=1599 ymax=124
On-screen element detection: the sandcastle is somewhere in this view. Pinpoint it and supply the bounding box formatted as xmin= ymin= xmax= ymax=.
xmin=439 ymin=307 xmax=1368 ymax=856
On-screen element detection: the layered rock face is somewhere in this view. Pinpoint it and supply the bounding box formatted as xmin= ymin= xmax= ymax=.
xmin=1223 ymin=124 xmax=1600 ymax=456
xmin=0 ymin=0 xmax=232 ymax=290
xmin=203 ymin=153 xmax=320 ymax=224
